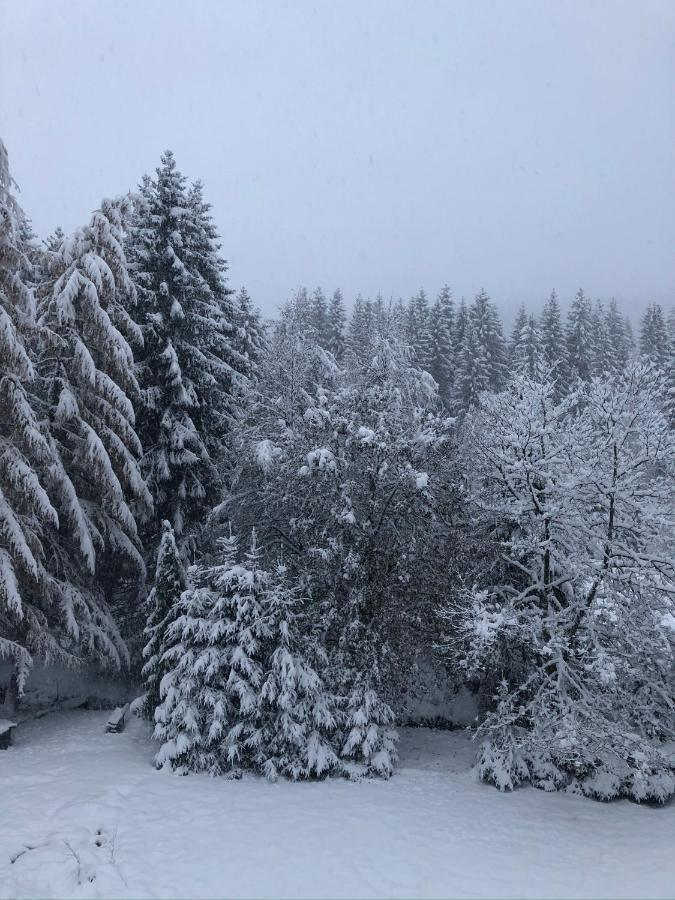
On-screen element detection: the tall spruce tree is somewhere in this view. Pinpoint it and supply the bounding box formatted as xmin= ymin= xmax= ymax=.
xmin=37 ymin=194 xmax=152 ymax=679
xmin=469 ymin=289 xmax=507 ymax=391
xmin=232 ymin=287 xmax=266 ymax=383
xmin=539 ymin=290 xmax=568 ymax=387
xmin=605 ymin=298 xmax=633 ymax=375
xmin=591 ymin=299 xmax=612 ymax=376
xmin=0 ymin=139 xmax=62 ymax=709
xmin=256 ymin=562 xmax=340 ymax=781
xmin=453 ymin=318 xmax=488 ymax=412
xmin=128 ymin=151 xmax=244 ymax=556
xmin=310 ymin=287 xmax=330 ymax=349
xmin=566 ymin=288 xmax=594 ymax=382
xmin=406 ymin=289 xmax=433 ymax=371
xmin=346 ymin=295 xmax=373 ymax=367
xmin=428 ymin=285 xmax=454 ymax=403
xmin=137 ymin=520 xmax=187 ymax=721
xmin=508 ymin=305 xmax=529 ymax=371
xmin=639 ymin=303 xmax=670 ymax=372
xmin=513 ymin=313 xmax=543 ymax=380
xmin=326 ymin=289 xmax=346 ymax=361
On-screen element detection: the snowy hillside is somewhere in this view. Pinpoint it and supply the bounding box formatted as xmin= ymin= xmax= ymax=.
xmin=2 ymin=711 xmax=674 ymax=900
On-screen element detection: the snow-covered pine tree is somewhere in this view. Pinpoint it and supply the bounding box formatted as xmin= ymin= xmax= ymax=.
xmin=406 ymin=290 xmax=433 ymax=372
xmin=216 ymin=530 xmax=270 ymax=769
xmin=232 ymin=287 xmax=266 ymax=383
xmin=128 ymin=152 xmax=244 ymax=555
xmin=186 ymin=179 xmax=246 ymax=450
xmin=428 ymin=285 xmax=454 ymax=404
xmin=667 ymin=309 xmax=675 ymax=427
xmin=346 ymin=295 xmax=374 ymax=368
xmin=508 ymin=304 xmax=528 ymax=371
xmin=513 ymin=313 xmax=543 ymax=380
xmin=639 ymin=303 xmax=670 ymax=372
xmin=263 ymin=292 xmax=339 ymax=424
xmin=310 ymin=287 xmax=330 ymax=350
xmin=0 ymin=138 xmax=61 ymax=710
xmin=566 ymin=288 xmax=594 ymax=382
xmin=452 ymin=318 xmax=488 ymax=412
xmin=137 ymin=520 xmax=187 ymax=720
xmin=469 ymin=289 xmax=507 ymax=392
xmin=372 ymin=293 xmax=388 ymax=338
xmin=326 ymin=288 xmax=347 ymax=361
xmin=153 ymin=580 xmax=231 ymax=775
xmin=605 ymin=298 xmax=633 ymax=375
xmin=390 ymin=297 xmax=408 ymax=342
xmin=338 ymin=635 xmax=399 ymax=779
xmin=36 ymin=193 xmax=152 ymax=677
xmin=539 ymin=290 xmax=568 ymax=388
xmin=591 ymin=299 xmax=612 ymax=376
xmin=257 ymin=563 xmax=340 ymax=781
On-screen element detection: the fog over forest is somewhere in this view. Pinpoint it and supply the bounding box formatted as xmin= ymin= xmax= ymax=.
xmin=2 ymin=0 xmax=674 ymax=318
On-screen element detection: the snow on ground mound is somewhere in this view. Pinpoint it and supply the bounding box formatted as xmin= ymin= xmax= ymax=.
xmin=1 ymin=711 xmax=674 ymax=899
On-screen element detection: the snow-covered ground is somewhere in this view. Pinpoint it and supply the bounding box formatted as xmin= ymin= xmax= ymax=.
xmin=1 ymin=711 xmax=674 ymax=899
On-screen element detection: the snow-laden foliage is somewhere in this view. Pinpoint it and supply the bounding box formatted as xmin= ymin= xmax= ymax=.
xmin=154 ymin=530 xmax=341 ymax=779
xmin=153 ymin=583 xmax=231 ymax=776
xmin=127 ymin=152 xmax=249 ymax=557
xmin=0 ymin=138 xmax=56 ymax=708
xmin=2 ymin=140 xmax=146 ymax=707
xmin=227 ymin=331 xmax=463 ymax=774
xmin=136 ymin=520 xmax=187 ymax=720
xmin=441 ymin=364 xmax=675 ymax=801
xmin=36 ymin=192 xmax=151 ymax=675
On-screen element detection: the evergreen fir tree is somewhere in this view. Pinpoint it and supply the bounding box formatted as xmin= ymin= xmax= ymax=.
xmin=37 ymin=194 xmax=152 ymax=674
xmin=512 ymin=313 xmax=543 ymax=380
xmin=508 ymin=304 xmax=528 ymax=370
xmin=639 ymin=303 xmax=669 ymax=371
xmin=453 ymin=298 xmax=468 ymax=358
xmin=666 ymin=309 xmax=675 ymax=427
xmin=219 ymin=530 xmax=270 ymax=768
xmin=137 ymin=521 xmax=187 ymax=721
xmin=372 ymin=293 xmax=388 ymax=338
xmin=341 ymin=674 xmax=399 ymax=779
xmin=539 ymin=290 xmax=568 ymax=386
xmin=605 ymin=298 xmax=633 ymax=375
xmin=406 ymin=289 xmax=433 ymax=371
xmin=0 ymin=138 xmax=61 ymax=709
xmin=346 ymin=295 xmax=373 ymax=367
xmin=428 ymin=285 xmax=454 ymax=403
xmin=453 ymin=318 xmax=489 ymax=412
xmin=153 ymin=582 xmax=231 ymax=775
xmin=591 ymin=299 xmax=612 ymax=376
xmin=232 ymin=287 xmax=266 ymax=383
xmin=469 ymin=289 xmax=507 ymax=391
xmin=310 ymin=287 xmax=330 ymax=349
xmin=128 ymin=151 xmax=244 ymax=554
xmin=258 ymin=564 xmax=340 ymax=781
xmin=326 ymin=288 xmax=346 ymax=361
xmin=566 ymin=288 xmax=594 ymax=382
xmin=390 ymin=297 xmax=408 ymax=342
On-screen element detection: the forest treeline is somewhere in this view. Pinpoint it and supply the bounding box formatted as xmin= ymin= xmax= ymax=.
xmin=1 ymin=141 xmax=674 ymax=799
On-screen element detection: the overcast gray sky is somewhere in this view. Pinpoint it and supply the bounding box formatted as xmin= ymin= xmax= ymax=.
xmin=1 ymin=0 xmax=673 ymax=318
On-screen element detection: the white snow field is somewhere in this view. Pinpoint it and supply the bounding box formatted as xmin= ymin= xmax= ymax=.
xmin=1 ymin=711 xmax=674 ymax=900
